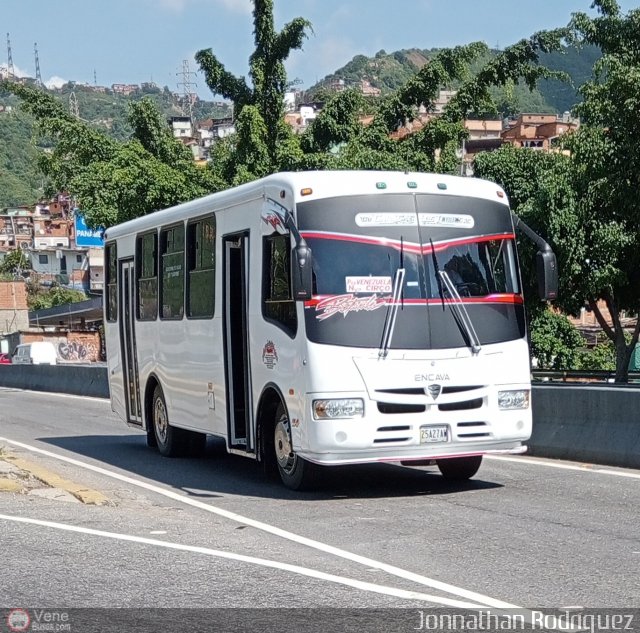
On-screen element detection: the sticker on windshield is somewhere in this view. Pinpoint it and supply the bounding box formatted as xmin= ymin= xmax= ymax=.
xmin=315 ymin=294 xmax=387 ymax=320
xmin=355 ymin=213 xmax=474 ymax=229
xmin=346 ymin=276 xmax=392 ymax=294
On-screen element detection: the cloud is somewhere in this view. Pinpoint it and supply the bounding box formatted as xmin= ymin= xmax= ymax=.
xmin=156 ymin=0 xmax=251 ymax=13
xmin=45 ymin=76 xmax=67 ymax=89
xmin=0 ymin=63 xmax=31 ymax=79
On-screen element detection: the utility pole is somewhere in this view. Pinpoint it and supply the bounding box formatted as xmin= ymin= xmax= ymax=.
xmin=177 ymin=59 xmax=197 ymax=120
xmin=6 ymin=33 xmax=14 ymax=79
xmin=94 ymin=69 xmax=97 ymax=86
xmin=34 ymin=42 xmax=42 ymax=86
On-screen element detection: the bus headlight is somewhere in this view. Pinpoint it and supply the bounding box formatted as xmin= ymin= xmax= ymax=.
xmin=313 ymin=399 xmax=364 ymax=420
xmin=498 ymin=390 xmax=530 ymax=410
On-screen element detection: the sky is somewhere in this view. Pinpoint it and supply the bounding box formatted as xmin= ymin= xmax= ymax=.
xmin=2 ymin=0 xmax=640 ymax=100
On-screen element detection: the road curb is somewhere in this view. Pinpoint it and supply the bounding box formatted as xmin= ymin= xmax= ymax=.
xmin=1 ymin=454 xmax=110 ymax=505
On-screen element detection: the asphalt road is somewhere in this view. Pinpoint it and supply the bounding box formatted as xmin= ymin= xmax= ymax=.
xmin=1 ymin=387 xmax=639 ymax=623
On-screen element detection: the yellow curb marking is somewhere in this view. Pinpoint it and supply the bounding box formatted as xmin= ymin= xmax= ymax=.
xmin=3 ymin=455 xmax=110 ymax=505
xmin=0 ymin=477 xmax=23 ymax=493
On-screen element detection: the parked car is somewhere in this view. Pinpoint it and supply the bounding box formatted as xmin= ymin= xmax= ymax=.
xmin=0 ymin=353 xmax=11 ymax=365
xmin=12 ymin=342 xmax=58 ymax=365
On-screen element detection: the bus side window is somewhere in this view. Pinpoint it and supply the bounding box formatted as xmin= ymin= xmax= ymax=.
xmin=136 ymin=231 xmax=158 ymax=321
xmin=186 ymin=215 xmax=215 ymax=319
xmin=105 ymin=242 xmax=118 ymax=322
xmin=160 ymin=223 xmax=185 ymax=320
xmin=262 ymin=234 xmax=297 ymax=337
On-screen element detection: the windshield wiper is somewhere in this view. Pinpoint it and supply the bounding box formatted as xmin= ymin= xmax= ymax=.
xmin=378 ymin=266 xmax=405 ymax=358
xmin=429 ymin=238 xmax=445 ymax=309
xmin=438 ymin=270 xmax=482 ymax=355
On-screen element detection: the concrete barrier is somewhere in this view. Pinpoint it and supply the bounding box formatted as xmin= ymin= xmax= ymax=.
xmin=0 ymin=368 xmax=637 ymax=470
xmin=530 ymin=383 xmax=640 ymax=469
xmin=0 ymin=364 xmax=109 ymax=399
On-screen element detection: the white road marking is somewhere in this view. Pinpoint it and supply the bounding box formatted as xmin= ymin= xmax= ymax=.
xmin=0 ymin=436 xmax=518 ymax=610
xmin=487 ymin=455 xmax=640 ymax=480
xmin=0 ymin=512 xmax=487 ymax=609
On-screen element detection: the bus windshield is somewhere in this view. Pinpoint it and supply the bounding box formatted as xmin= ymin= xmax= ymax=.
xmin=297 ymin=194 xmax=526 ymax=350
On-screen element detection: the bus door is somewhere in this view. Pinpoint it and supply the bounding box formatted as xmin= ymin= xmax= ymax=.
xmin=119 ymin=259 xmax=142 ymax=425
xmin=223 ymin=232 xmax=253 ymax=452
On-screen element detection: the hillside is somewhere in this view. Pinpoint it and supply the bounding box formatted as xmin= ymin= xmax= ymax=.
xmin=0 ymin=43 xmax=599 ymax=208
xmin=0 ymin=82 xmax=231 ymax=207
xmin=309 ymin=44 xmax=600 ymax=115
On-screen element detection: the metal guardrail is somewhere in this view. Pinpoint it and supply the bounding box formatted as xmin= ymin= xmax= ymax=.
xmin=532 ymin=370 xmax=640 ymax=384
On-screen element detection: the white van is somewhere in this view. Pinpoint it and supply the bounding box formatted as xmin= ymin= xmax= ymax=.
xmin=12 ymin=342 xmax=58 ymax=365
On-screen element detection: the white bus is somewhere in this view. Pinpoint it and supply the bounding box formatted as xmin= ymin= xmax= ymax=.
xmin=104 ymin=170 xmax=557 ymax=489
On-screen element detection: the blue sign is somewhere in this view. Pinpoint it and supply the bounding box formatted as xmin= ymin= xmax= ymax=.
xmin=74 ymin=213 xmax=104 ymax=247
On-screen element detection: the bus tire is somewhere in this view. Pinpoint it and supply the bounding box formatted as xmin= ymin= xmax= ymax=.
xmin=273 ymin=404 xmax=317 ymax=490
xmin=436 ymin=455 xmax=483 ymax=481
xmin=152 ymin=385 xmax=186 ymax=457
xmin=146 ymin=427 xmax=158 ymax=448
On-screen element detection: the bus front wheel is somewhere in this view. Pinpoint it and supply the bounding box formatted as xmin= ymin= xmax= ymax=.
xmin=152 ymin=385 xmax=185 ymax=457
xmin=273 ymin=405 xmax=317 ymax=490
xmin=436 ymin=455 xmax=483 ymax=481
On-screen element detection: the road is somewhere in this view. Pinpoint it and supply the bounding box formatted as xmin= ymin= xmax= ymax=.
xmin=0 ymin=388 xmax=639 ymax=627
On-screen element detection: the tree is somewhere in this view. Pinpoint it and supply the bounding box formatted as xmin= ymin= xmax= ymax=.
xmin=0 ymin=249 xmax=29 ymax=275
xmin=529 ymin=308 xmax=585 ymax=370
xmin=474 ymin=1 xmax=640 ymax=382
xmin=1 ymin=82 xmax=220 ymax=229
xmin=196 ymin=0 xmax=311 ymax=175
xmin=562 ymin=0 xmax=640 ymax=381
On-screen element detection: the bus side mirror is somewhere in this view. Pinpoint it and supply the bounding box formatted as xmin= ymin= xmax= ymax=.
xmin=536 ymin=249 xmax=558 ymax=301
xmin=292 ymin=243 xmax=313 ymax=301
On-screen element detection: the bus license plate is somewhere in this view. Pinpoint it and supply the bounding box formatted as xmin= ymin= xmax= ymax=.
xmin=420 ymin=425 xmax=449 ymax=443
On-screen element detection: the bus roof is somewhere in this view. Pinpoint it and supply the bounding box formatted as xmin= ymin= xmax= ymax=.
xmin=104 ymin=170 xmax=509 ymax=240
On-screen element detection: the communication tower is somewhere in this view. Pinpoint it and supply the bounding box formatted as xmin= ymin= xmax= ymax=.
xmin=34 ymin=42 xmax=42 ymax=86
xmin=6 ymin=33 xmax=14 ymax=78
xmin=177 ymin=59 xmax=197 ymax=119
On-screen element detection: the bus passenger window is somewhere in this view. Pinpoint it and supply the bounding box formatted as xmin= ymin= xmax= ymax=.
xmin=136 ymin=232 xmax=158 ymax=320
xmin=105 ymin=242 xmax=118 ymax=322
xmin=160 ymin=224 xmax=185 ymax=320
xmin=187 ymin=216 xmax=215 ymax=318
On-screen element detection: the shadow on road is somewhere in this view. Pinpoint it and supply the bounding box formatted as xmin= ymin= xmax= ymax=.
xmin=40 ymin=433 xmax=502 ymax=501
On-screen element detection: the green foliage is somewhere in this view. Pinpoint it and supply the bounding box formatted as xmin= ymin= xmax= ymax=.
xmin=0 ymin=109 xmax=45 ymax=206
xmin=578 ymin=339 xmax=616 ymax=371
xmin=196 ymin=0 xmax=311 ymax=173
xmin=474 ymin=1 xmax=640 ymax=381
xmin=27 ymin=283 xmax=87 ymax=311
xmin=530 ymin=309 xmax=584 ymax=370
xmin=0 ymin=249 xmax=30 ymax=275
xmin=2 ymin=82 xmax=220 ymax=228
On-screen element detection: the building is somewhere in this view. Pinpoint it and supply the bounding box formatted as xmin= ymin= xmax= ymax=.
xmin=501 ymin=113 xmax=579 ymax=150
xmin=0 ymin=281 xmax=29 ymax=341
xmin=169 ymin=116 xmax=193 ymax=139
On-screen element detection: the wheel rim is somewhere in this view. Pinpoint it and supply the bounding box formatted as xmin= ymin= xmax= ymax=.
xmin=274 ymin=416 xmax=296 ymax=475
xmin=154 ymin=397 xmax=168 ymax=444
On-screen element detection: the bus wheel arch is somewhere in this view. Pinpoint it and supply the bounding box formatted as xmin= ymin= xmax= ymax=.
xmin=256 ymin=386 xmax=317 ymax=490
xmin=144 ymin=375 xmax=160 ymax=448
xmin=256 ymin=386 xmax=284 ymax=475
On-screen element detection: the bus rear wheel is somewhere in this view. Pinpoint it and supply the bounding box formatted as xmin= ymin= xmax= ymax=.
xmin=436 ymin=455 xmax=483 ymax=481
xmin=152 ymin=385 xmax=186 ymax=457
xmin=273 ymin=405 xmax=317 ymax=491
